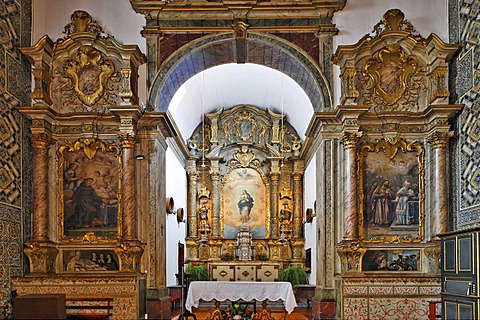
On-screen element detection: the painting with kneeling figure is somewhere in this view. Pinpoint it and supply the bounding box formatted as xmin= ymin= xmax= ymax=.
xmin=59 ymin=139 xmax=120 ymax=239
xmin=362 ymin=249 xmax=420 ymax=272
xmin=63 ymin=250 xmax=119 ymax=272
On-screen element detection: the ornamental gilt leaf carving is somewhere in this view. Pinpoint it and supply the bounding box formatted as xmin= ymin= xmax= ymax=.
xmin=363 ymin=44 xmax=417 ymax=105
xmin=63 ymin=45 xmax=115 ymax=107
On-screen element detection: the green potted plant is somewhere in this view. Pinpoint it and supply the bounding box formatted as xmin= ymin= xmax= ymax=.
xmin=185 ymin=263 xmax=209 ymax=281
xmin=279 ymin=265 xmax=307 ymax=287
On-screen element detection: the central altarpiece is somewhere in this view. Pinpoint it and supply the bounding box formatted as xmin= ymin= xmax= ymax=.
xmin=185 ymin=105 xmax=306 ymax=278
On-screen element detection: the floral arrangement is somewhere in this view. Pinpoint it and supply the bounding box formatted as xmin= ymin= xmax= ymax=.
xmin=220 ymin=252 xmax=234 ymax=261
xmin=228 ymin=302 xmax=254 ymax=319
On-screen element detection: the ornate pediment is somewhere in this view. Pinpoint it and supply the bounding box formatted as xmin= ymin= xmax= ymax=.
xmin=187 ymin=105 xmax=302 ymax=158
xmin=20 ymin=10 xmax=146 ymax=113
xmin=332 ymin=9 xmax=459 ymax=112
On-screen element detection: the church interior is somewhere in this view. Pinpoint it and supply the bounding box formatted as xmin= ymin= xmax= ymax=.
xmin=0 ymin=0 xmax=479 ymax=319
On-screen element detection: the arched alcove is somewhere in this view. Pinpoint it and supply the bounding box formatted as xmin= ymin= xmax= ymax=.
xmin=149 ymin=32 xmax=332 ymax=113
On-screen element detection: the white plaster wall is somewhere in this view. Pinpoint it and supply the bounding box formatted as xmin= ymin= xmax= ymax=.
xmin=303 ymin=154 xmax=317 ymax=284
xmin=165 ymin=147 xmax=187 ymax=287
xmin=332 ymin=0 xmax=449 ymax=106
xmin=32 ymin=0 xmax=147 ymax=105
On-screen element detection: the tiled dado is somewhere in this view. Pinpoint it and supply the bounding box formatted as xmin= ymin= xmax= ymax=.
xmin=12 ymin=275 xmax=146 ymax=319
xmin=342 ymin=279 xmax=441 ymax=320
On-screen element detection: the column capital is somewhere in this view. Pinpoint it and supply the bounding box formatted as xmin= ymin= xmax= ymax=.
xmin=427 ymin=130 xmax=454 ymax=149
xmin=31 ymin=132 xmax=53 ymax=149
xmin=341 ymin=131 xmax=362 ymax=149
xmin=118 ymin=133 xmax=137 ymax=147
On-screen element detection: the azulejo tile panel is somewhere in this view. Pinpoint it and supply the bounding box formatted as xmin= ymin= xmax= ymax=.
xmin=343 ymin=298 xmax=369 ymax=320
xmin=343 ymin=280 xmax=441 ymax=320
xmin=0 ymin=0 xmax=32 ymax=312
xmin=450 ymin=0 xmax=480 ymax=229
xmin=369 ymin=298 xmax=430 ymax=320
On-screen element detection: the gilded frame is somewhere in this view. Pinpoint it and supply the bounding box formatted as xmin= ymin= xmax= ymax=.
xmin=58 ymin=138 xmax=122 ymax=243
xmin=220 ymin=166 xmax=271 ymax=240
xmin=361 ymin=249 xmax=421 ymax=272
xmin=62 ymin=249 xmax=120 ymax=272
xmin=358 ymin=139 xmax=424 ymax=243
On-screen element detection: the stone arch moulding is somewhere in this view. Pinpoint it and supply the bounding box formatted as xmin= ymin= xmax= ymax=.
xmin=148 ymin=32 xmax=332 ymax=112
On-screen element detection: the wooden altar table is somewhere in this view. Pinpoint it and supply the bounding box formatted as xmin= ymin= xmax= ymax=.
xmin=185 ymin=281 xmax=297 ymax=314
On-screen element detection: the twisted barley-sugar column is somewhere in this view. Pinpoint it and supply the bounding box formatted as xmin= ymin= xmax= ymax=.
xmin=187 ymin=168 xmax=199 ymax=238
xmin=428 ymin=131 xmax=453 ymax=238
xmin=120 ymin=135 xmax=137 ymax=240
xmin=32 ymin=133 xmax=50 ymax=241
xmin=341 ymin=132 xmax=360 ymax=241
xmin=270 ymin=172 xmax=280 ymax=238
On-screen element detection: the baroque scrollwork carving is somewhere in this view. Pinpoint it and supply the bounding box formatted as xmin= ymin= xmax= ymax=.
xmin=24 ymin=242 xmax=59 ymax=274
xmin=59 ymin=10 xmax=113 ymax=43
xmin=58 ymin=138 xmax=121 ymax=160
xmin=63 ymin=45 xmax=115 ymax=107
xmin=368 ymin=9 xmax=422 ymax=41
xmin=362 ymin=44 xmax=417 ymax=106
xmin=424 ymin=245 xmax=441 ymax=273
xmin=114 ymin=242 xmax=144 ymax=272
xmin=187 ymin=105 xmax=302 ymax=157
xmin=228 ymin=148 xmax=261 ymax=168
xmin=337 ymin=242 xmax=366 ymax=272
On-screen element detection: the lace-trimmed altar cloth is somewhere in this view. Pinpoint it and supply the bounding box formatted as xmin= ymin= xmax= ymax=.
xmin=185 ymin=281 xmax=297 ymax=314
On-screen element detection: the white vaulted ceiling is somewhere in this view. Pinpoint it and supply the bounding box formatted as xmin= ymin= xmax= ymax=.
xmin=168 ymin=63 xmax=314 ymax=142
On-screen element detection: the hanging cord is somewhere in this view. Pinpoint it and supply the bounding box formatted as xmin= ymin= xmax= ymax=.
xmin=280 ymin=75 xmax=285 ymax=167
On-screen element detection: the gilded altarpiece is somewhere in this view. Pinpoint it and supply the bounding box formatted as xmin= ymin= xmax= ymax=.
xmin=13 ymin=11 xmax=148 ymax=319
xmin=186 ymin=105 xmax=305 ymax=277
xmin=328 ymin=9 xmax=462 ymax=319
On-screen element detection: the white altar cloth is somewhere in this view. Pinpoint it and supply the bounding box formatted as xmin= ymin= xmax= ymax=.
xmin=185 ymin=281 xmax=297 ymax=314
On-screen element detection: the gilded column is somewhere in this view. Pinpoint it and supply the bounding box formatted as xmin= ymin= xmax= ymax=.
xmin=292 ymin=160 xmax=304 ymax=238
xmin=341 ymin=131 xmax=361 ymax=240
xmin=119 ymin=134 xmax=137 ymax=240
xmin=31 ymin=132 xmax=51 ymax=241
xmin=210 ymin=159 xmax=221 ymax=238
xmin=270 ymin=160 xmax=281 ymax=238
xmin=24 ymin=131 xmax=58 ymax=274
xmin=186 ymin=160 xmax=198 ymax=238
xmin=428 ymin=131 xmax=453 ymax=238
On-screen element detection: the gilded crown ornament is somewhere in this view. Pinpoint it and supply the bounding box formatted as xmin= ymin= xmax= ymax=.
xmin=280 ymin=187 xmax=292 ymax=200
xmin=198 ymin=186 xmax=210 ymax=199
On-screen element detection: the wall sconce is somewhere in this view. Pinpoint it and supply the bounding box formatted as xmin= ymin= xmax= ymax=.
xmin=176 ymin=208 xmax=185 ymax=223
xmin=305 ymin=208 xmax=315 ymax=223
xmin=166 ymin=197 xmax=175 ymax=214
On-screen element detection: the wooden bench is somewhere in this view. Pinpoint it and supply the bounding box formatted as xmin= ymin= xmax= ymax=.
xmin=66 ymin=297 xmax=114 ymax=319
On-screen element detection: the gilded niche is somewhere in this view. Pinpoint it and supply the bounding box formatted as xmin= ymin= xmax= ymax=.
xmin=333 ymin=9 xmax=458 ymax=112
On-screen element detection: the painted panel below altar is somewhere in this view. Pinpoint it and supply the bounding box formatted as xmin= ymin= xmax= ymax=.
xmin=210 ymin=262 xmax=280 ymax=282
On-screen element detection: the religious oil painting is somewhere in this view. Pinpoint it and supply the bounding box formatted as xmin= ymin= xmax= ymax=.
xmin=358 ymin=139 xmax=424 ymax=242
xmin=58 ymin=138 xmax=121 ymax=240
xmin=63 ymin=249 xmax=119 ymax=272
xmin=222 ymin=168 xmax=268 ymax=239
xmin=362 ymin=249 xmax=420 ymax=272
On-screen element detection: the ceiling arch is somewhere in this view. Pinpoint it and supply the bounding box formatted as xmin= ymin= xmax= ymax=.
xmin=149 ymin=32 xmax=332 ymax=115
xmin=168 ymin=63 xmax=313 ymax=141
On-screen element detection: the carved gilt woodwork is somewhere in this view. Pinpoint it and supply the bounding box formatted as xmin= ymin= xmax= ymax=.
xmin=17 ymin=10 xmax=146 ymax=281
xmin=185 ymin=105 xmax=305 ymax=267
